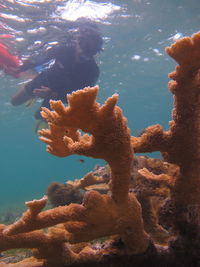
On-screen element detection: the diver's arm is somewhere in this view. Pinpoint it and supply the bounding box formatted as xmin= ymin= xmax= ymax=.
xmin=19 ymin=45 xmax=60 ymax=72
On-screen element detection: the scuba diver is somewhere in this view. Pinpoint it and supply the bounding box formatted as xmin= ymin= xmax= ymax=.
xmin=10 ymin=22 xmax=103 ymax=129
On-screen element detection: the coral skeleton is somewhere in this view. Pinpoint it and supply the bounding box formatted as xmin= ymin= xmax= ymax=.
xmin=1 ymin=31 xmax=200 ymax=266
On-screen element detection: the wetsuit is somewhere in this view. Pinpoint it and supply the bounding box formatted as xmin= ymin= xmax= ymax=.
xmin=20 ymin=43 xmax=100 ymax=119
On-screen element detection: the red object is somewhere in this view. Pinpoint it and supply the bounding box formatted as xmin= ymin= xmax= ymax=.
xmin=0 ymin=34 xmax=14 ymax=39
xmin=0 ymin=42 xmax=20 ymax=77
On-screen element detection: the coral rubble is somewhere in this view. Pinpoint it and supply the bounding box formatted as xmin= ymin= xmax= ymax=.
xmin=1 ymin=31 xmax=200 ymax=266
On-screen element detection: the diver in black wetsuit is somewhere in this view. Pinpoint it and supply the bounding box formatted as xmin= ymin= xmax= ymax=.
xmin=11 ymin=23 xmax=103 ymax=120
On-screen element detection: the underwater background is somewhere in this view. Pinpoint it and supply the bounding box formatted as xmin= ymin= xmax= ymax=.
xmin=0 ymin=0 xmax=200 ymax=216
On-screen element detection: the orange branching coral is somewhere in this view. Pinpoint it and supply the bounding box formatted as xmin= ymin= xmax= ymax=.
xmin=131 ymin=31 xmax=200 ymax=232
xmin=39 ymin=85 xmax=149 ymax=252
xmin=0 ymin=86 xmax=150 ymax=266
xmin=67 ymin=171 xmax=107 ymax=190
xmin=138 ymin=167 xmax=176 ymax=189
xmin=66 ymin=172 xmax=109 ymax=194
xmin=40 ymin=86 xmax=132 ymax=204
xmin=0 ymin=257 xmax=43 ymax=267
xmin=1 ymin=196 xmax=128 ymax=266
xmin=131 ymin=124 xmax=166 ymax=153
xmin=3 ymin=31 xmax=200 ymax=266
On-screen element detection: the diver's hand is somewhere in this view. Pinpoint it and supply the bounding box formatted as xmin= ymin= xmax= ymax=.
xmin=33 ymin=86 xmax=56 ymax=98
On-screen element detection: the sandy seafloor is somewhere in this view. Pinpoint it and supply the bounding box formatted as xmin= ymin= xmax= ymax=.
xmin=0 ymin=0 xmax=200 ymax=220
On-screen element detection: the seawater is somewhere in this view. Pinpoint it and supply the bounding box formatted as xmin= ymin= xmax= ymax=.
xmin=0 ymin=0 xmax=200 ymax=216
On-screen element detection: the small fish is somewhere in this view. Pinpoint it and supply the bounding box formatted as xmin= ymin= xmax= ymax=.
xmin=78 ymin=159 xmax=85 ymax=163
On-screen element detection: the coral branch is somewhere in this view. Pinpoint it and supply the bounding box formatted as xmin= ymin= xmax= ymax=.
xmin=127 ymin=32 xmax=200 ymax=236
xmin=39 ymin=86 xmax=150 ymax=252
xmin=2 ymin=192 xmax=149 ymax=255
xmin=138 ymin=167 xmax=176 ymax=188
xmin=3 ymin=197 xmax=85 ymax=236
xmin=67 ymin=172 xmax=107 ymax=190
xmin=131 ymin=124 xmax=169 ymax=153
xmin=162 ymin=33 xmax=200 ymax=235
xmin=131 ymin=32 xmax=200 ymax=234
xmin=39 ymin=86 xmax=133 ymax=204
xmin=0 ymin=86 xmax=150 ymax=264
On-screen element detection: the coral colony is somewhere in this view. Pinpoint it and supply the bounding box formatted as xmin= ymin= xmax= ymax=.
xmin=1 ymin=31 xmax=200 ymax=266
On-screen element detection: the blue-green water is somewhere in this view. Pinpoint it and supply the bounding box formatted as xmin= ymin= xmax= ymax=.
xmin=0 ymin=0 xmax=200 ymax=215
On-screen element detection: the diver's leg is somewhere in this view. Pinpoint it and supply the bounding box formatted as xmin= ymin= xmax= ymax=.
xmin=34 ymin=97 xmax=51 ymax=120
xmin=11 ymin=72 xmax=46 ymax=106
xmin=11 ymin=86 xmax=32 ymax=106
xmin=34 ymin=98 xmax=50 ymax=132
xmin=34 ymin=108 xmax=43 ymax=120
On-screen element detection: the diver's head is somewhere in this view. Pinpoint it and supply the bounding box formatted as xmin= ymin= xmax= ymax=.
xmin=77 ymin=26 xmax=103 ymax=56
xmin=73 ymin=25 xmax=103 ymax=59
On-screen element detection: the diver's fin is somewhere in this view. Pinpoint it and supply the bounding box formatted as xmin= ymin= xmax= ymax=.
xmin=24 ymin=98 xmax=36 ymax=107
xmin=35 ymin=120 xmax=48 ymax=134
xmin=0 ymin=42 xmax=20 ymax=77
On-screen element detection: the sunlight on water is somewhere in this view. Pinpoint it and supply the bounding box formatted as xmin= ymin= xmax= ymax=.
xmin=56 ymin=0 xmax=121 ymax=21
xmin=10 ymin=0 xmax=61 ymax=3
